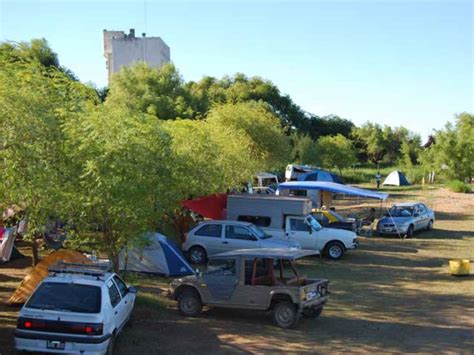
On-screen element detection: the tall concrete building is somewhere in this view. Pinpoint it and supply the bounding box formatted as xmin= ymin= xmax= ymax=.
xmin=103 ymin=28 xmax=170 ymax=82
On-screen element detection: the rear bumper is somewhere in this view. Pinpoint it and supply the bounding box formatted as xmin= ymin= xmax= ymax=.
xmin=15 ymin=329 xmax=111 ymax=354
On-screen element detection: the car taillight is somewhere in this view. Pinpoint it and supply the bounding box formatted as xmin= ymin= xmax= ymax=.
xmin=17 ymin=317 xmax=103 ymax=335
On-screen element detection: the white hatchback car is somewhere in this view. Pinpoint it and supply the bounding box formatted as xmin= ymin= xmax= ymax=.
xmin=15 ymin=262 xmax=137 ymax=355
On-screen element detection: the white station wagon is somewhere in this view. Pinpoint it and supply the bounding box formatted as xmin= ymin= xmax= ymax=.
xmin=15 ymin=262 xmax=137 ymax=355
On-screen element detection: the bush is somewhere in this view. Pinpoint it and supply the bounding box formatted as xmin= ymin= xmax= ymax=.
xmin=447 ymin=180 xmax=472 ymax=193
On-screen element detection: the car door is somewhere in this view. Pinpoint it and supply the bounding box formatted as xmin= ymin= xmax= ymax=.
xmin=285 ymin=217 xmax=315 ymax=249
xmin=418 ymin=204 xmax=429 ymax=229
xmin=224 ymin=225 xmax=259 ymax=251
xmin=107 ymin=278 xmax=127 ymax=331
xmin=112 ymin=275 xmax=134 ymax=323
xmin=192 ymin=224 xmax=224 ymax=255
xmin=203 ymin=258 xmax=238 ymax=302
xmin=413 ymin=205 xmax=424 ymax=231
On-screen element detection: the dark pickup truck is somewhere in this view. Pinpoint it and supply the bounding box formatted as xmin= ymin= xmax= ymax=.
xmin=170 ymin=249 xmax=330 ymax=328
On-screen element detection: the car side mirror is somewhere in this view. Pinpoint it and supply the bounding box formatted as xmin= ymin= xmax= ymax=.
xmin=128 ymin=286 xmax=138 ymax=294
xmin=308 ymin=226 xmax=313 ymax=234
xmin=414 ymin=213 xmax=419 ymax=217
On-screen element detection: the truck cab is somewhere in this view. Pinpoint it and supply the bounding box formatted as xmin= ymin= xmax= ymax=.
xmin=267 ymin=214 xmax=358 ymax=260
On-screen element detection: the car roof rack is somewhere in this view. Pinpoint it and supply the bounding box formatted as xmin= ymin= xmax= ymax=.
xmin=49 ymin=261 xmax=111 ymax=277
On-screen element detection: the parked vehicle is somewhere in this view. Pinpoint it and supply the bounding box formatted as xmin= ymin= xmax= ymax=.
xmin=170 ymin=249 xmax=330 ymax=328
xmin=15 ymin=262 xmax=137 ymax=355
xmin=285 ymin=164 xmax=314 ymax=181
xmin=312 ymin=208 xmax=359 ymax=233
xmin=227 ymin=195 xmax=358 ymax=260
xmin=377 ymin=202 xmax=435 ymax=237
xmin=254 ymin=172 xmax=279 ymax=189
xmin=184 ymin=220 xmax=300 ymax=264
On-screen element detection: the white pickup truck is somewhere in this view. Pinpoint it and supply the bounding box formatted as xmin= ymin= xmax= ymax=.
xmin=227 ymin=195 xmax=358 ymax=260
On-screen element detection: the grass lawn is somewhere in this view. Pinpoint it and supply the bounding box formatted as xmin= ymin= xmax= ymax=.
xmin=1 ymin=186 xmax=473 ymax=354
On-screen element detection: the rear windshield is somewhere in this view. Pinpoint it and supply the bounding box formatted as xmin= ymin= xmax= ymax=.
xmin=26 ymin=282 xmax=101 ymax=313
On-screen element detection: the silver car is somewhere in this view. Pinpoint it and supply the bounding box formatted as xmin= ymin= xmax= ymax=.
xmin=377 ymin=202 xmax=435 ymax=237
xmin=183 ymin=220 xmax=301 ymax=264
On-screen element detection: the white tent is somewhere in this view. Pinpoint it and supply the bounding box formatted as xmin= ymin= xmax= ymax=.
xmin=383 ymin=171 xmax=410 ymax=186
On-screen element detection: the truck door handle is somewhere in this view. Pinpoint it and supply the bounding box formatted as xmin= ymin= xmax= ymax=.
xmin=222 ymin=241 xmax=228 ymax=244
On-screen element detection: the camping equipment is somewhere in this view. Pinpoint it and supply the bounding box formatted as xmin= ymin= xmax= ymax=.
xmin=383 ymin=170 xmax=410 ymax=186
xmin=120 ymin=233 xmax=194 ymax=276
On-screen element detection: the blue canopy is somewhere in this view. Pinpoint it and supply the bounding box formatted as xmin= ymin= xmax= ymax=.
xmin=298 ymin=169 xmax=343 ymax=184
xmin=278 ymin=181 xmax=388 ymax=200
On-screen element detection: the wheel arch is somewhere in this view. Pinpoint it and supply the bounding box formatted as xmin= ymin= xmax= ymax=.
xmin=268 ymin=291 xmax=298 ymax=310
xmin=173 ymin=284 xmax=203 ymax=303
xmin=323 ymin=239 xmax=346 ymax=252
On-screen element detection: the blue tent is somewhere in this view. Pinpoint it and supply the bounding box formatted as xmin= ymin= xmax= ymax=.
xmin=278 ymin=181 xmax=388 ymax=200
xmin=298 ymin=169 xmax=344 ymax=184
xmin=120 ymin=233 xmax=194 ymax=276
xmin=383 ymin=170 xmax=410 ymax=186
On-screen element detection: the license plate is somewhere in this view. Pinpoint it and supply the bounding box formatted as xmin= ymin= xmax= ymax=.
xmin=47 ymin=340 xmax=65 ymax=350
xmin=384 ymin=228 xmax=393 ymax=232
xmin=306 ymin=291 xmax=319 ymax=300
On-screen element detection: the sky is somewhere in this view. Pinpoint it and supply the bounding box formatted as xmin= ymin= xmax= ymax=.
xmin=1 ymin=0 xmax=473 ymax=140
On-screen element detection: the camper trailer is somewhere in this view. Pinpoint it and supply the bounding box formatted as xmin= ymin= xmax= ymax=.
xmin=226 ymin=195 xmax=358 ymax=260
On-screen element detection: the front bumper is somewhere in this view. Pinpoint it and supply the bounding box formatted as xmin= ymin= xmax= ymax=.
xmin=15 ymin=329 xmax=111 ymax=354
xmin=346 ymin=239 xmax=359 ymax=250
xmin=378 ymin=226 xmax=408 ymax=235
xmin=301 ymin=295 xmax=329 ymax=310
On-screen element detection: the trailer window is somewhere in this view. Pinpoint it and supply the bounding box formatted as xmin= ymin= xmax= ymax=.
xmin=237 ymin=215 xmax=271 ymax=227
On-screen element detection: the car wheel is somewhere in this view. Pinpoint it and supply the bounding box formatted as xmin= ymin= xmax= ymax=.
xmin=106 ymin=334 xmax=115 ymax=355
xmin=405 ymin=225 xmax=414 ymax=238
xmin=426 ymin=220 xmax=433 ymax=230
xmin=272 ymin=301 xmax=299 ymax=328
xmin=178 ymin=290 xmax=202 ymax=317
xmin=326 ymin=241 xmax=345 ymax=260
xmin=188 ymin=246 xmax=207 ymax=265
xmin=303 ymin=306 xmax=323 ymax=319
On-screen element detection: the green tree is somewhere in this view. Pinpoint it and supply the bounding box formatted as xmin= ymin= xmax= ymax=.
xmin=315 ymin=134 xmax=357 ymax=175
xmin=63 ymin=105 xmax=173 ymax=271
xmin=106 ymin=63 xmax=194 ymax=120
xmin=291 ymin=133 xmax=318 ymax=165
xmin=0 ymin=56 xmax=96 ymax=264
xmin=422 ymin=113 xmax=473 ymax=182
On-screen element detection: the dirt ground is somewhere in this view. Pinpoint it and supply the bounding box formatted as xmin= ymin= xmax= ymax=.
xmin=1 ymin=186 xmax=473 ymax=354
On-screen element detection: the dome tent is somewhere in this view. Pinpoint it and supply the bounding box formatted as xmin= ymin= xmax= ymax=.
xmin=298 ymin=169 xmax=343 ymax=184
xmin=383 ymin=171 xmax=410 ymax=186
xmin=120 ymin=233 xmax=194 ymax=276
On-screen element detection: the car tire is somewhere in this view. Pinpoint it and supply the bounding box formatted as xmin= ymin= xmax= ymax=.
xmin=187 ymin=246 xmax=207 ymax=265
xmin=426 ymin=220 xmax=433 ymax=230
xmin=405 ymin=225 xmax=414 ymax=238
xmin=106 ymin=334 xmax=115 ymax=355
xmin=303 ymin=306 xmax=323 ymax=319
xmin=272 ymin=301 xmax=299 ymax=328
xmin=178 ymin=289 xmax=202 ymax=317
xmin=326 ymin=241 xmax=345 ymax=260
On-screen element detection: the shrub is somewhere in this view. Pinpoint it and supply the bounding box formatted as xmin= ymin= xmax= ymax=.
xmin=447 ymin=180 xmax=472 ymax=193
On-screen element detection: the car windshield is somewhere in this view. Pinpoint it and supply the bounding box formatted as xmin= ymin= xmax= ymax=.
xmin=25 ymin=282 xmax=101 ymax=313
xmin=306 ymin=215 xmax=322 ymax=231
xmin=249 ymin=225 xmax=272 ymax=239
xmin=388 ymin=206 xmax=414 ymax=217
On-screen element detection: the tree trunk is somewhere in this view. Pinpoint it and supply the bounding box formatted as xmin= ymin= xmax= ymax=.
xmin=31 ymin=238 xmax=40 ymax=266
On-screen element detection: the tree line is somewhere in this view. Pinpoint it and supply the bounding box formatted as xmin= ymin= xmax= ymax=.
xmin=1 ymin=39 xmax=472 ymax=268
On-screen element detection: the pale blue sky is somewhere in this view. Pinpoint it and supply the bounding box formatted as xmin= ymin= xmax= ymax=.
xmin=1 ymin=0 xmax=473 ymax=140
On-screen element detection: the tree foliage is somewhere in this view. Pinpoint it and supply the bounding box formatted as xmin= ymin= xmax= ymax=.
xmin=315 ymin=134 xmax=357 ymax=174
xmin=420 ymin=113 xmax=473 ymax=182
